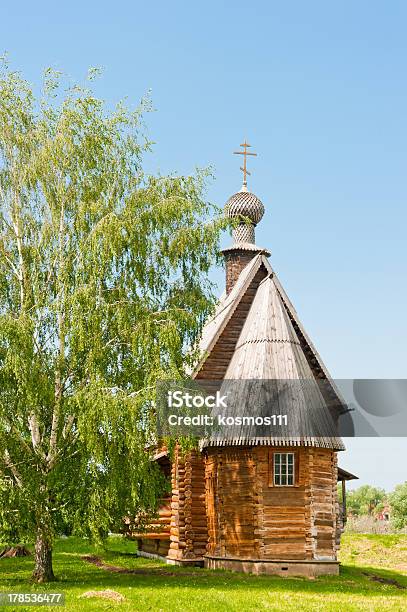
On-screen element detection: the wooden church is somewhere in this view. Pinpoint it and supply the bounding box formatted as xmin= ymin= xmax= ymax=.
xmin=135 ymin=142 xmax=357 ymax=577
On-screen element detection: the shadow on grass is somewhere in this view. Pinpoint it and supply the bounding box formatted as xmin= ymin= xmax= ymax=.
xmin=2 ymin=554 xmax=407 ymax=601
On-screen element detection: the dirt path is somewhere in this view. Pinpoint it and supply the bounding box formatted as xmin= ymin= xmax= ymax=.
xmin=362 ymin=571 xmax=405 ymax=589
xmin=82 ymin=555 xmax=200 ymax=577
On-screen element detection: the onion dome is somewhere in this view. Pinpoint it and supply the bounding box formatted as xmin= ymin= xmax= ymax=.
xmin=225 ymin=188 xmax=265 ymax=225
xmin=225 ymin=185 xmax=265 ymax=244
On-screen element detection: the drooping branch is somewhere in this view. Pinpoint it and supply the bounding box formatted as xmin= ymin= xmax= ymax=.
xmin=48 ymin=197 xmax=66 ymax=468
xmin=9 ymin=169 xmax=26 ymax=311
xmin=0 ymin=240 xmax=20 ymax=280
xmin=62 ymin=414 xmax=75 ymax=440
xmin=28 ymin=413 xmax=42 ymax=451
xmin=3 ymin=450 xmax=23 ymax=488
xmin=2 ymin=418 xmax=35 ymax=458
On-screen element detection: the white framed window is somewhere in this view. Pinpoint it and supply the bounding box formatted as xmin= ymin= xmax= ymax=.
xmin=273 ymin=452 xmax=295 ymax=486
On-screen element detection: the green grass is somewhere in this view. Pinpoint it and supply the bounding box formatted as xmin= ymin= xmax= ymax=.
xmin=1 ymin=534 xmax=407 ymax=611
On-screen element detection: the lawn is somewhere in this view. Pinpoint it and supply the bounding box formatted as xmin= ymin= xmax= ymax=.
xmin=0 ymin=534 xmax=406 ymax=611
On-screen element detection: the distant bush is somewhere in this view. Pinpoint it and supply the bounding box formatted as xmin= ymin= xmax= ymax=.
xmin=389 ymin=482 xmax=407 ymax=530
xmin=346 ymin=486 xmax=386 ymax=516
xmin=345 ymin=515 xmax=391 ymax=534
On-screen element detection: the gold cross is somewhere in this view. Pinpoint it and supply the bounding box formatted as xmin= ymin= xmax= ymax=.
xmin=234 ymin=140 xmax=257 ymax=187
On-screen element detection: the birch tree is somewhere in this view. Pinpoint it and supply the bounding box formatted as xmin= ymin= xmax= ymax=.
xmin=0 ymin=63 xmax=225 ymax=582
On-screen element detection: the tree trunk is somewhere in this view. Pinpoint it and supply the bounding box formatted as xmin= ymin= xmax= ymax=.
xmin=32 ymin=531 xmax=55 ymax=583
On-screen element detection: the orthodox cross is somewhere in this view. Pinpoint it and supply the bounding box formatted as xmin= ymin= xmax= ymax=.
xmin=234 ymin=140 xmax=257 ymax=188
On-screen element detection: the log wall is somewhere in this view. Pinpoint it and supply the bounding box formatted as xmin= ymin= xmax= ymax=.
xmin=205 ymin=446 xmax=339 ymax=561
xmin=137 ymin=445 xmax=340 ymax=566
xmin=136 ymin=496 xmax=171 ymax=558
xmin=307 ymin=448 xmax=339 ymax=560
xmin=167 ymin=448 xmax=207 ymax=561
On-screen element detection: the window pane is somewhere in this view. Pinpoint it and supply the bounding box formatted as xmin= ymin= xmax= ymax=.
xmin=272 ymin=452 xmax=295 ymax=486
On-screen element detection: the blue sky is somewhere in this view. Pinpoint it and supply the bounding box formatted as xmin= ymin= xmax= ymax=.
xmin=2 ymin=1 xmax=407 ymax=490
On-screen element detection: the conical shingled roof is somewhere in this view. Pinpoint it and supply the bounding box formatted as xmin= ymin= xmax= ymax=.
xmin=224 ymin=274 xmax=306 ymax=380
xmin=195 ymin=255 xmax=345 ymax=450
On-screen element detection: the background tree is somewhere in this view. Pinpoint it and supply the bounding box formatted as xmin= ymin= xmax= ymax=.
xmin=346 ymin=485 xmax=386 ymax=517
xmin=0 ymin=62 xmax=226 ymax=582
xmin=389 ymin=482 xmax=407 ymax=530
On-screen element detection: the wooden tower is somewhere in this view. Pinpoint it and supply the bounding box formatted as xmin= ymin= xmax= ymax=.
xmin=136 ymin=144 xmax=356 ymax=576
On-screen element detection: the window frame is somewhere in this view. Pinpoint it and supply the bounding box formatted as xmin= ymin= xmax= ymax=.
xmin=268 ymin=450 xmax=299 ymax=487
